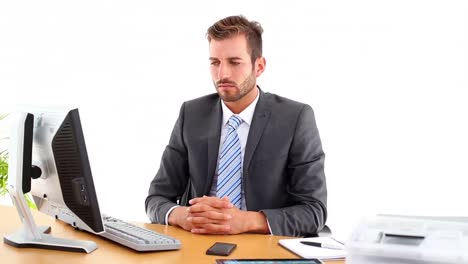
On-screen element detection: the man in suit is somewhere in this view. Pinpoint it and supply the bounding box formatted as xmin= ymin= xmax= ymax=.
xmin=145 ymin=15 xmax=327 ymax=237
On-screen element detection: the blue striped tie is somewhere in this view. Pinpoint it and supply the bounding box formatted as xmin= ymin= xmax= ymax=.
xmin=217 ymin=115 xmax=243 ymax=208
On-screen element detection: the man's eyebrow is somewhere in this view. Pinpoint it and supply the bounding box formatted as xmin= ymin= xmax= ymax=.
xmin=209 ymin=57 xmax=243 ymax=61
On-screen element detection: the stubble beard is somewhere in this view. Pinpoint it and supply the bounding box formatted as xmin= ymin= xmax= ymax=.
xmin=214 ymin=70 xmax=256 ymax=102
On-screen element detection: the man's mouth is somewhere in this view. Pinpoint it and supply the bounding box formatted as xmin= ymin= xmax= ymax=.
xmin=218 ymin=83 xmax=236 ymax=88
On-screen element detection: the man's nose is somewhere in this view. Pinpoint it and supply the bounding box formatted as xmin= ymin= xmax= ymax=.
xmin=217 ymin=63 xmax=231 ymax=80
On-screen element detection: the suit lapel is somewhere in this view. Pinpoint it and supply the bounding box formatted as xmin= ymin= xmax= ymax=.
xmin=205 ymin=99 xmax=222 ymax=194
xmin=243 ymin=90 xmax=271 ymax=174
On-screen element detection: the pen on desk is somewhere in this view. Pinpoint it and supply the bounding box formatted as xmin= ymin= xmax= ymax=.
xmin=300 ymin=241 xmax=344 ymax=250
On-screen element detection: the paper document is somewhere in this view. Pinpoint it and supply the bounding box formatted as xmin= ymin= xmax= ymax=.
xmin=278 ymin=237 xmax=346 ymax=260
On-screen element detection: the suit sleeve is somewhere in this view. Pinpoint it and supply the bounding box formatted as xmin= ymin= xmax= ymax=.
xmin=260 ymin=104 xmax=327 ymax=236
xmin=145 ymin=103 xmax=189 ymax=224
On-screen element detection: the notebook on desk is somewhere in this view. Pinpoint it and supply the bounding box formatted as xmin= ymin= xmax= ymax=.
xmin=278 ymin=237 xmax=346 ymax=260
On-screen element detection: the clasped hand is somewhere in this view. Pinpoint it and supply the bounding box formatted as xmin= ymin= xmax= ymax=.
xmin=186 ymin=196 xmax=247 ymax=234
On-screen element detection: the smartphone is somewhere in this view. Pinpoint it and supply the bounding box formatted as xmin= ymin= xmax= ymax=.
xmin=206 ymin=242 xmax=237 ymax=256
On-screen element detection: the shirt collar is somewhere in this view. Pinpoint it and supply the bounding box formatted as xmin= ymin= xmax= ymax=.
xmin=221 ymin=88 xmax=260 ymax=127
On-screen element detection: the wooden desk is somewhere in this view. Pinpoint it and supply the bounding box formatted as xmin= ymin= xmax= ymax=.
xmin=0 ymin=205 xmax=344 ymax=264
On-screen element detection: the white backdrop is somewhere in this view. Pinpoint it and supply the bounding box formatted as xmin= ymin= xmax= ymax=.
xmin=1 ymin=1 xmax=467 ymax=239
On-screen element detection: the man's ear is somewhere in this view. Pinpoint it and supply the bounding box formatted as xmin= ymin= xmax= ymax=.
xmin=255 ymin=57 xmax=266 ymax=77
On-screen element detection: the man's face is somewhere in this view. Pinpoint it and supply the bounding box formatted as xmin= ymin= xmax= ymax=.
xmin=209 ymin=34 xmax=258 ymax=102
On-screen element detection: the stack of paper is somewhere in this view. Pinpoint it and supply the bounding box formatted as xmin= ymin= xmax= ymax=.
xmin=278 ymin=237 xmax=346 ymax=260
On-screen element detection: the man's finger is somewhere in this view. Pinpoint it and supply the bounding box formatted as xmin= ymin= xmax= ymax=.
xmin=189 ymin=196 xmax=233 ymax=209
xmin=189 ymin=210 xmax=232 ymax=220
xmin=187 ymin=203 xmax=218 ymax=214
xmin=191 ymin=223 xmax=231 ymax=234
xmin=187 ymin=216 xmax=227 ymax=225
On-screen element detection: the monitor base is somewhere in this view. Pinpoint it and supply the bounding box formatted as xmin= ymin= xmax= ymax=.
xmin=4 ymin=225 xmax=97 ymax=253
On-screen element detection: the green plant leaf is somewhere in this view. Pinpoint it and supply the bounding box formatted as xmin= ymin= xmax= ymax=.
xmin=25 ymin=194 xmax=37 ymax=210
xmin=0 ymin=155 xmax=8 ymax=193
xmin=0 ymin=162 xmax=7 ymax=175
xmin=0 ymin=187 xmax=7 ymax=196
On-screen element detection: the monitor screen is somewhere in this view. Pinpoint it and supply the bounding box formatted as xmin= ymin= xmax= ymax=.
xmin=29 ymin=108 xmax=104 ymax=234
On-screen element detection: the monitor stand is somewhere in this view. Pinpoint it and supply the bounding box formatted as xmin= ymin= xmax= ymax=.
xmin=4 ymin=191 xmax=97 ymax=253
xmin=3 ymin=112 xmax=97 ymax=253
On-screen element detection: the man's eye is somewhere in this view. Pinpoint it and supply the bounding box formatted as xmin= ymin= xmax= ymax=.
xmin=210 ymin=61 xmax=220 ymax=66
xmin=230 ymin=61 xmax=240 ymax=65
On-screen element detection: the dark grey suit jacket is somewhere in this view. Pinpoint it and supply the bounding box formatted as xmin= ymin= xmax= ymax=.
xmin=145 ymin=89 xmax=327 ymax=237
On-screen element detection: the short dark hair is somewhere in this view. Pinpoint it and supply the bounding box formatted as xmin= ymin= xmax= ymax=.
xmin=207 ymin=15 xmax=263 ymax=64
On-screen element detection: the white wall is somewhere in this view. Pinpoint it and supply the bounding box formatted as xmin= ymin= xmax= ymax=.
xmin=1 ymin=1 xmax=467 ymax=239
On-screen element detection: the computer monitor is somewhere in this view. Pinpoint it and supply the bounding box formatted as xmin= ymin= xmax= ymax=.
xmin=4 ymin=107 xmax=104 ymax=253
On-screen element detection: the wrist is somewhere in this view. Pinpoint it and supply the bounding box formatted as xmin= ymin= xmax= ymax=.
xmin=244 ymin=211 xmax=269 ymax=234
xmin=168 ymin=206 xmax=187 ymax=227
